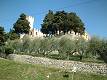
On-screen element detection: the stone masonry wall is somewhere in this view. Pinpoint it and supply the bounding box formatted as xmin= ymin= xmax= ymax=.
xmin=8 ymin=54 xmax=107 ymax=75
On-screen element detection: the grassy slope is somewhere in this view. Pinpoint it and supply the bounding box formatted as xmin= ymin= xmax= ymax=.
xmin=0 ymin=58 xmax=107 ymax=80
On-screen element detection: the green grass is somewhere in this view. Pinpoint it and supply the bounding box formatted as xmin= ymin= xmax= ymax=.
xmin=47 ymin=54 xmax=104 ymax=63
xmin=0 ymin=58 xmax=107 ymax=80
xmin=81 ymin=57 xmax=104 ymax=63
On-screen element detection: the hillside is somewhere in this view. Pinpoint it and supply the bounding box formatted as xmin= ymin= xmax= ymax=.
xmin=0 ymin=58 xmax=107 ymax=80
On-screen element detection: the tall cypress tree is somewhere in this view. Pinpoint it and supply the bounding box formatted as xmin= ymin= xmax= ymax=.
xmin=13 ymin=13 xmax=30 ymax=34
xmin=0 ymin=26 xmax=5 ymax=46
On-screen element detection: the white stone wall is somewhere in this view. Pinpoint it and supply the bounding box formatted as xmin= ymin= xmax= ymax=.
xmin=8 ymin=54 xmax=107 ymax=75
xmin=26 ymin=16 xmax=34 ymax=30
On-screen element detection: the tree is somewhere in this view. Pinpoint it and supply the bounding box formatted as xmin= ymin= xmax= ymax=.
xmin=13 ymin=13 xmax=30 ymax=34
xmin=41 ymin=10 xmax=55 ymax=35
xmin=9 ymin=29 xmax=19 ymax=40
xmin=87 ymin=36 xmax=102 ymax=57
xmin=97 ymin=40 xmax=107 ymax=63
xmin=9 ymin=33 xmax=19 ymax=40
xmin=41 ymin=10 xmax=85 ymax=36
xmin=87 ymin=36 xmax=107 ymax=63
xmin=0 ymin=26 xmax=5 ymax=46
xmin=5 ymin=46 xmax=14 ymax=57
xmin=58 ymin=37 xmax=75 ymax=60
xmin=74 ymin=37 xmax=87 ymax=60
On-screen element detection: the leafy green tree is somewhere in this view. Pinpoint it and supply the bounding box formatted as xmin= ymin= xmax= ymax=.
xmin=0 ymin=26 xmax=5 ymax=46
xmin=41 ymin=10 xmax=85 ymax=36
xmin=86 ymin=36 xmax=107 ymax=63
xmin=97 ymin=40 xmax=107 ymax=63
xmin=58 ymin=37 xmax=75 ymax=60
xmin=13 ymin=13 xmax=30 ymax=34
xmin=41 ymin=10 xmax=55 ymax=35
xmin=86 ymin=36 xmax=102 ymax=57
xmin=74 ymin=37 xmax=88 ymax=60
xmin=9 ymin=33 xmax=19 ymax=40
xmin=9 ymin=29 xmax=19 ymax=40
xmin=5 ymin=46 xmax=14 ymax=57
xmin=4 ymin=29 xmax=19 ymax=40
xmin=54 ymin=11 xmax=67 ymax=34
xmin=21 ymin=35 xmax=31 ymax=53
xmin=30 ymin=38 xmax=41 ymax=55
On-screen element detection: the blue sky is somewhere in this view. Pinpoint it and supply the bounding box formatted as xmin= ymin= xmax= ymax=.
xmin=0 ymin=0 xmax=107 ymax=38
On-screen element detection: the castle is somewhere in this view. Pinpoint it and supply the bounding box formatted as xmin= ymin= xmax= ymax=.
xmin=20 ymin=15 xmax=90 ymax=40
xmin=20 ymin=16 xmax=43 ymax=39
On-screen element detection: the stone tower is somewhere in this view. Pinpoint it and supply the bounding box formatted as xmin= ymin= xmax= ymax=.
xmin=26 ymin=16 xmax=34 ymax=30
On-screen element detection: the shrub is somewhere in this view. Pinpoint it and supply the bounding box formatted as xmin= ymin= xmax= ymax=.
xmin=4 ymin=35 xmax=107 ymax=63
xmin=86 ymin=36 xmax=102 ymax=57
xmin=96 ymin=39 xmax=107 ymax=63
xmin=58 ymin=37 xmax=75 ymax=59
xmin=0 ymin=46 xmax=5 ymax=57
xmin=86 ymin=36 xmax=107 ymax=63
xmin=5 ymin=47 xmax=14 ymax=56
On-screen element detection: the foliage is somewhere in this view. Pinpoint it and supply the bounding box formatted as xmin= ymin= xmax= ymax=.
xmin=9 ymin=33 xmax=19 ymax=40
xmin=86 ymin=36 xmax=101 ymax=57
xmin=13 ymin=13 xmax=30 ymax=34
xmin=58 ymin=37 xmax=75 ymax=59
xmin=4 ymin=47 xmax=14 ymax=56
xmin=86 ymin=36 xmax=107 ymax=63
xmin=8 ymin=29 xmax=20 ymax=40
xmin=97 ymin=40 xmax=107 ymax=63
xmin=0 ymin=46 xmax=5 ymax=57
xmin=4 ymin=35 xmax=107 ymax=63
xmin=41 ymin=10 xmax=85 ymax=36
xmin=0 ymin=26 xmax=5 ymax=46
xmin=74 ymin=38 xmax=88 ymax=60
xmin=95 ymin=39 xmax=107 ymax=63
